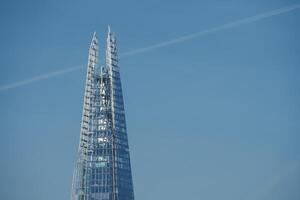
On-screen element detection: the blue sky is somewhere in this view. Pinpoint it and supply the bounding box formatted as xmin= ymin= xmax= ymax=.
xmin=0 ymin=0 xmax=300 ymax=200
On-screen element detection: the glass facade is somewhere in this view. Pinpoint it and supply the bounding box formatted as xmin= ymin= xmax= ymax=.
xmin=71 ymin=28 xmax=134 ymax=200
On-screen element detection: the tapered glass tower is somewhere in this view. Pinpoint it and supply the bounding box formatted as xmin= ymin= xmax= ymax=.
xmin=71 ymin=27 xmax=134 ymax=200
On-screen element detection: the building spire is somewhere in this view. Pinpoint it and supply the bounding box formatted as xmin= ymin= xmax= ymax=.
xmin=91 ymin=31 xmax=97 ymax=45
xmin=89 ymin=32 xmax=98 ymax=61
xmin=106 ymin=26 xmax=118 ymax=72
xmin=71 ymin=29 xmax=134 ymax=200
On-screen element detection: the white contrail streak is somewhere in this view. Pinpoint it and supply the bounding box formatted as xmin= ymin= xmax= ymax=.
xmin=120 ymin=3 xmax=300 ymax=57
xmin=242 ymin=161 xmax=300 ymax=200
xmin=0 ymin=3 xmax=299 ymax=92
xmin=0 ymin=65 xmax=84 ymax=91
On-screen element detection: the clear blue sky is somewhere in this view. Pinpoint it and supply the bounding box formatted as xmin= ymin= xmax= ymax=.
xmin=0 ymin=0 xmax=300 ymax=200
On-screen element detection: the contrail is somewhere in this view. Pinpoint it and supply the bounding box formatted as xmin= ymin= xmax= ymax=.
xmin=242 ymin=161 xmax=300 ymax=200
xmin=120 ymin=3 xmax=300 ymax=57
xmin=1 ymin=3 xmax=299 ymax=92
xmin=0 ymin=65 xmax=84 ymax=91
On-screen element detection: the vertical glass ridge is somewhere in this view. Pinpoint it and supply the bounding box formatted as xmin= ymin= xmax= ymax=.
xmin=71 ymin=28 xmax=134 ymax=200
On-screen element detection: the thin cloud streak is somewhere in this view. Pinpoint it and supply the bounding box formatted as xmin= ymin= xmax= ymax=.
xmin=242 ymin=161 xmax=300 ymax=200
xmin=1 ymin=3 xmax=299 ymax=92
xmin=0 ymin=65 xmax=85 ymax=91
xmin=120 ymin=3 xmax=300 ymax=57
xmin=120 ymin=4 xmax=300 ymax=57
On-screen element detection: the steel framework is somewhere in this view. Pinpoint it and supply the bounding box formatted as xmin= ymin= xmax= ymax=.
xmin=71 ymin=27 xmax=134 ymax=200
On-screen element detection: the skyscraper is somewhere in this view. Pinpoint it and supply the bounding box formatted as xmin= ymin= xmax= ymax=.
xmin=71 ymin=27 xmax=134 ymax=200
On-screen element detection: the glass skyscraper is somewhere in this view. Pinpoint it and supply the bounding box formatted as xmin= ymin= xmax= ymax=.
xmin=71 ymin=27 xmax=134 ymax=200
